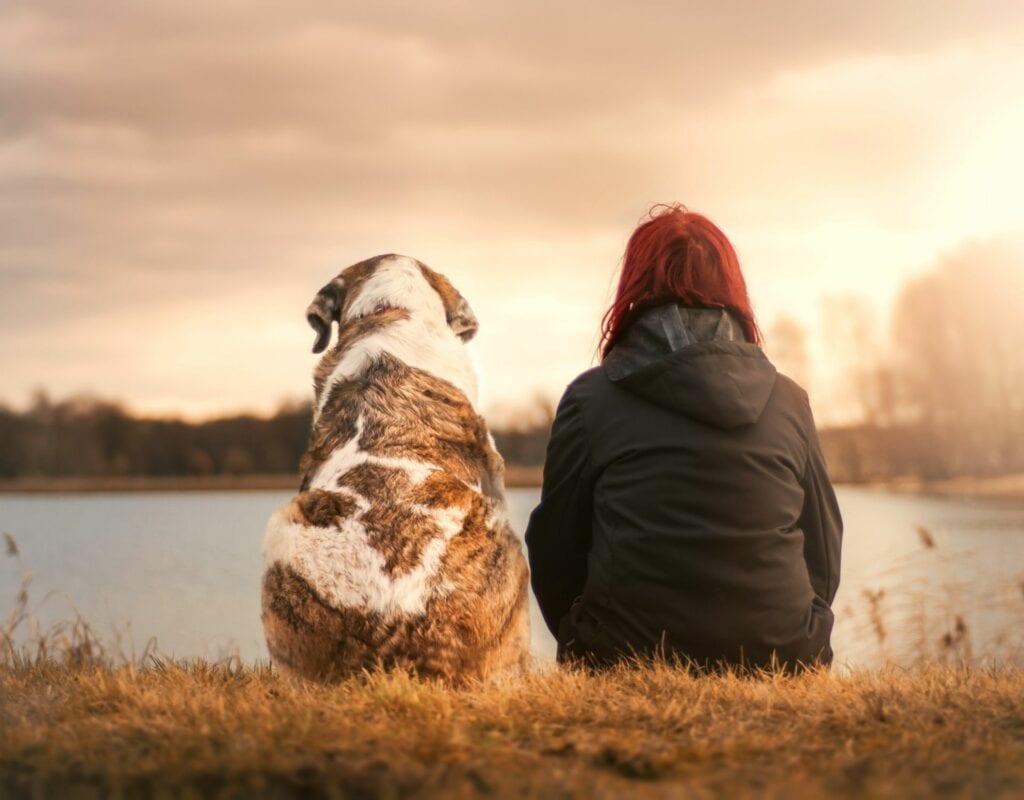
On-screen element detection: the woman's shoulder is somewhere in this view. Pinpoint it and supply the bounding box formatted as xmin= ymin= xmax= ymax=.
xmin=544 ymin=368 xmax=611 ymax=431
xmin=772 ymin=370 xmax=810 ymax=407
xmin=560 ymin=365 xmax=616 ymax=407
xmin=565 ymin=365 xmax=604 ymax=391
xmin=767 ymin=371 xmax=821 ymax=441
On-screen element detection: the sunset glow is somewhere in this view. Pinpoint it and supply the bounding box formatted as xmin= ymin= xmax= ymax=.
xmin=2 ymin=2 xmax=1023 ymax=422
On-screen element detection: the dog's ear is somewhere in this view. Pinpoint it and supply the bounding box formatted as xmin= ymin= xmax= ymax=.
xmin=448 ymin=295 xmax=479 ymax=342
xmin=305 ymin=278 xmax=346 ymax=354
xmin=418 ymin=263 xmax=479 ymax=342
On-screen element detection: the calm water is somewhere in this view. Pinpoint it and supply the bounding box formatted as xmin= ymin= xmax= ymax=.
xmin=2 ymin=487 xmax=1022 ymax=668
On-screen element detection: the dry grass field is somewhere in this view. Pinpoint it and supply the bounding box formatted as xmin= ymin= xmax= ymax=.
xmin=1 ymin=657 xmax=1023 ymax=799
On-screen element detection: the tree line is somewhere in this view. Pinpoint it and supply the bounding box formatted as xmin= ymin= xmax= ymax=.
xmin=0 ymin=394 xmax=553 ymax=481
xmin=784 ymin=237 xmax=1024 ymax=482
xmin=0 ymin=396 xmax=313 ymax=480
xmin=1 ymin=239 xmax=1019 ymax=484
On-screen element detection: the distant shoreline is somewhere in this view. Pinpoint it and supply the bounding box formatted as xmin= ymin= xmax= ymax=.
xmin=3 ymin=470 xmax=1023 ymax=500
xmin=0 ymin=466 xmax=546 ymax=494
xmin=859 ymin=472 xmax=1024 ymax=502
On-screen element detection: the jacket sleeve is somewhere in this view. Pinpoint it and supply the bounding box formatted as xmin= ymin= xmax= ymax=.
xmin=524 ymin=387 xmax=594 ymax=637
xmin=798 ymin=408 xmax=843 ymax=605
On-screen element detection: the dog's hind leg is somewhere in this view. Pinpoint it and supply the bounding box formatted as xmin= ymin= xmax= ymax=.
xmin=482 ymin=567 xmax=532 ymax=680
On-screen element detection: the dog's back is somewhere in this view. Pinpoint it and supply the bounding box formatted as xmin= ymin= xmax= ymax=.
xmin=261 ymin=256 xmax=529 ymax=683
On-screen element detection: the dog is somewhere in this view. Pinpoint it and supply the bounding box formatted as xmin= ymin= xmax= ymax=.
xmin=261 ymin=254 xmax=530 ymax=684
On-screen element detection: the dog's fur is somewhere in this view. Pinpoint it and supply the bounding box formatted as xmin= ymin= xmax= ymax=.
xmin=261 ymin=254 xmax=530 ymax=684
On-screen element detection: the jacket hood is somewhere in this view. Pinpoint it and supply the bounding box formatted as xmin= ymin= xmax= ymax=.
xmin=602 ymin=304 xmax=777 ymax=428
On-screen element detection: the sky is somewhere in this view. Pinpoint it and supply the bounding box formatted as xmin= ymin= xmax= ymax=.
xmin=2 ymin=1 xmax=1023 ymax=423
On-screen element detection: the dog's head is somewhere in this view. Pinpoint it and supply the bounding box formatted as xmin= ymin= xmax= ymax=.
xmin=305 ymin=254 xmax=478 ymax=354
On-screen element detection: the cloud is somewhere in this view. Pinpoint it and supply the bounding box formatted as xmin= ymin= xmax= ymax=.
xmin=1 ymin=1 xmax=1023 ymax=416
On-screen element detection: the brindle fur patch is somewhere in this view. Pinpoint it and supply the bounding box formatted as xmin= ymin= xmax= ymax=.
xmin=416 ymin=262 xmax=461 ymax=316
xmin=336 ymin=462 xmax=438 ymax=576
xmin=303 ymin=353 xmax=491 ymax=490
xmin=311 ymin=307 xmax=410 ymax=403
xmin=415 ymin=260 xmax=477 ymax=340
xmin=296 ymin=489 xmax=359 ymax=528
xmin=262 ymin=551 xmax=528 ymax=685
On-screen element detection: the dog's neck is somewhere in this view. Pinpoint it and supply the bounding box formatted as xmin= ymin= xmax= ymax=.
xmin=314 ymin=311 xmax=478 ymax=422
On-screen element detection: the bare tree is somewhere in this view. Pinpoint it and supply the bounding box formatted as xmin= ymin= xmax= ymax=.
xmin=819 ymin=294 xmax=897 ymax=427
xmin=891 ymin=237 xmax=1024 ymax=476
xmin=766 ymin=315 xmax=811 ymax=393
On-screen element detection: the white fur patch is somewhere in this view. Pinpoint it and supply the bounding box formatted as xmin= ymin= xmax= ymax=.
xmin=346 ymin=255 xmax=448 ymax=329
xmin=315 ymin=255 xmax=479 ymax=419
xmin=262 ymin=506 xmax=462 ymax=616
xmin=262 ymin=414 xmax=467 ymax=616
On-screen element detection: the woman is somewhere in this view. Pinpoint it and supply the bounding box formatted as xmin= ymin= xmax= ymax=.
xmin=525 ymin=205 xmax=842 ymax=671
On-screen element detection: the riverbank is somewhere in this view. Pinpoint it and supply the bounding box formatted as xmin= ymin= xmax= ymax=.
xmin=0 ymin=466 xmax=546 ymax=494
xmin=3 ymin=469 xmax=1024 ymax=501
xmin=870 ymin=472 xmax=1024 ymax=502
xmin=1 ymin=661 xmax=1021 ymax=798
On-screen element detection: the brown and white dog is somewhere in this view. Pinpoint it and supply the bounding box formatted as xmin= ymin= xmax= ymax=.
xmin=261 ymin=254 xmax=530 ymax=684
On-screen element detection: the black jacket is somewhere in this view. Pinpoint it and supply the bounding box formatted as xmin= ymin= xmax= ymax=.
xmin=525 ymin=304 xmax=843 ymax=670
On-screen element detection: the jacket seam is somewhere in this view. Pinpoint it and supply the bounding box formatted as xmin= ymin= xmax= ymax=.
xmin=799 ymin=443 xmax=832 ymax=599
xmin=564 ymin=386 xmax=595 ymax=492
xmin=565 ymin=383 xmax=601 ymax=579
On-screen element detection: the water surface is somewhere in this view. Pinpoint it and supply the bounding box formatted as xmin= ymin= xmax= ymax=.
xmin=2 ymin=487 xmax=1022 ymax=667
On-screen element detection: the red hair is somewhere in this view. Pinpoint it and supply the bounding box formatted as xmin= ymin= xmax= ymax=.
xmin=600 ymin=205 xmax=761 ymax=359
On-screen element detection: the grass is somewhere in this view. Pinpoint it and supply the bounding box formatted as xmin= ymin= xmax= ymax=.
xmin=1 ymin=658 xmax=1023 ymax=799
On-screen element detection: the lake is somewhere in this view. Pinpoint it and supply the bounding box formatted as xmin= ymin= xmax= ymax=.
xmin=2 ymin=487 xmax=1022 ymax=669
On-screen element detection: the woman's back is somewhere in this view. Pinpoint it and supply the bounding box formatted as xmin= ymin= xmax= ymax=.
xmin=526 ymin=304 xmax=841 ymax=669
